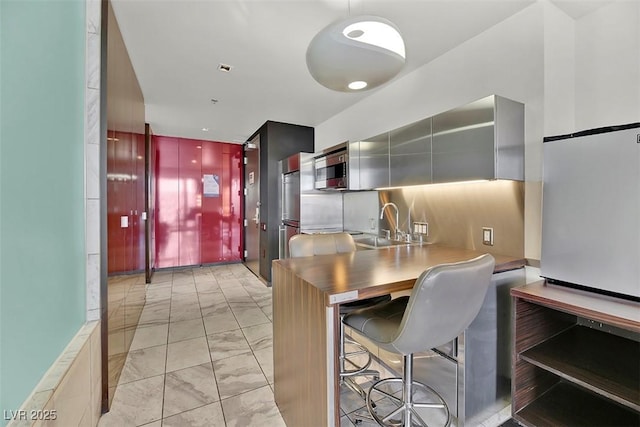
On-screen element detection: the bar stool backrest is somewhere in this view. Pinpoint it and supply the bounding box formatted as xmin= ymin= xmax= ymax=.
xmin=387 ymin=254 xmax=495 ymax=355
xmin=289 ymin=232 xmax=356 ymax=257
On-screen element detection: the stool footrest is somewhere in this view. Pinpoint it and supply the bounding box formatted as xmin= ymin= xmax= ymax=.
xmin=365 ymin=378 xmax=451 ymax=427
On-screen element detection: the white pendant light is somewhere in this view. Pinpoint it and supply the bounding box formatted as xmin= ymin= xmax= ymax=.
xmin=306 ymin=15 xmax=406 ymax=92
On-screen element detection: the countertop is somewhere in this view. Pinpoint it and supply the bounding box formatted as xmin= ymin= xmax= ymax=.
xmin=273 ymin=243 xmax=525 ymax=304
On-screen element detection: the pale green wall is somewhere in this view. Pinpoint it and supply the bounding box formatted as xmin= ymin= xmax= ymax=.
xmin=0 ymin=0 xmax=86 ymax=421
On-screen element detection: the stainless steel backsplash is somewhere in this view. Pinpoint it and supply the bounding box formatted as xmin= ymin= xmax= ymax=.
xmin=344 ymin=180 xmax=524 ymax=258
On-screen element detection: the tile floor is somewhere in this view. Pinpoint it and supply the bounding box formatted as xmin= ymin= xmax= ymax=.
xmin=98 ymin=263 xmax=282 ymax=427
xmin=99 ymin=263 xmax=511 ymax=427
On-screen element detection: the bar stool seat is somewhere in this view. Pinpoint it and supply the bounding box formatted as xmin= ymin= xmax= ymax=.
xmin=344 ymin=254 xmax=495 ymax=427
xmin=288 ymin=233 xmax=391 ymax=395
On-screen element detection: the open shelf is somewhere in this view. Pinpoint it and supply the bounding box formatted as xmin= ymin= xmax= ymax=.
xmin=520 ymin=325 xmax=640 ymax=411
xmin=512 ymin=282 xmax=640 ymax=427
xmin=515 ymin=382 xmax=640 ymax=427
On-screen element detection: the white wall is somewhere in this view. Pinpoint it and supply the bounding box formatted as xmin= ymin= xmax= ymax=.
xmin=315 ymin=0 xmax=640 ymax=261
xmin=574 ymin=1 xmax=640 ymax=130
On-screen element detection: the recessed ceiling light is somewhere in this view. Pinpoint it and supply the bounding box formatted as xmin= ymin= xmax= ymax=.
xmin=202 ymin=127 xmax=209 ymax=132
xmin=218 ymin=63 xmax=232 ymax=72
xmin=348 ymin=81 xmax=368 ymax=90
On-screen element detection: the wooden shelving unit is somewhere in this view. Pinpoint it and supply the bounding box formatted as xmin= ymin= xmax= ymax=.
xmin=511 ymin=281 xmax=640 ymax=427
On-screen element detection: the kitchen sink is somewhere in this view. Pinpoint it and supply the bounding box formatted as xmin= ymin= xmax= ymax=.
xmin=354 ymin=236 xmax=412 ymax=248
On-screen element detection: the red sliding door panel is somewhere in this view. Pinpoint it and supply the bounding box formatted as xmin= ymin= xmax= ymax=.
xmin=178 ymin=139 xmax=202 ymax=267
xmin=201 ymin=142 xmax=243 ymax=263
xmin=154 ymin=136 xmax=242 ymax=268
xmin=155 ymin=136 xmax=180 ymax=268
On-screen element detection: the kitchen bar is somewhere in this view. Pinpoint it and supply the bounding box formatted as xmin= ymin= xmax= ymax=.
xmin=272 ymin=243 xmax=525 ymax=427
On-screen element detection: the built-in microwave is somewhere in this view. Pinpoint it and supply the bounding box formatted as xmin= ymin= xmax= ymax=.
xmin=314 ymin=143 xmax=348 ymax=190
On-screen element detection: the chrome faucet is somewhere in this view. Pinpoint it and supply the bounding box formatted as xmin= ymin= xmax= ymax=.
xmin=380 ymin=202 xmax=400 ymax=240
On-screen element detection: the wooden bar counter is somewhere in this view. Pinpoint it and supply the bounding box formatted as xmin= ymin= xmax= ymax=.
xmin=272 ymin=243 xmax=525 ymax=427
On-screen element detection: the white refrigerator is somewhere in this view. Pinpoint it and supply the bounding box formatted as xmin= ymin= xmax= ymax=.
xmin=541 ymin=123 xmax=640 ymax=300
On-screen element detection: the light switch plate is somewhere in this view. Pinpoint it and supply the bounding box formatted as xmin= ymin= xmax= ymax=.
xmin=482 ymin=227 xmax=494 ymax=246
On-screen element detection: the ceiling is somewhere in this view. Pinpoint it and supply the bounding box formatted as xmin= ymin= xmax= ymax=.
xmin=110 ymin=0 xmax=581 ymax=144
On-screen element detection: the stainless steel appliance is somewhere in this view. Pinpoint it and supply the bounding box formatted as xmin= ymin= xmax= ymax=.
xmin=279 ymin=152 xmax=307 ymax=259
xmin=541 ymin=123 xmax=640 ymax=299
xmin=279 ymin=152 xmax=345 ymax=258
xmin=314 ymin=142 xmax=348 ymax=190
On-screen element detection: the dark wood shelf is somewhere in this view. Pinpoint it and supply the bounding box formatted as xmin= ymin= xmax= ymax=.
xmin=520 ymin=325 xmax=640 ymax=411
xmin=512 ymin=283 xmax=640 ymax=427
xmin=515 ymin=382 xmax=640 ymax=427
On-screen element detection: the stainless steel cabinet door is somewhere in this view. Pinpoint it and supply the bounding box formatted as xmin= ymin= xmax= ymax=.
xmin=390 ymin=117 xmax=432 ymax=186
xmin=432 ymin=96 xmax=495 ymax=182
xmin=358 ymin=132 xmax=390 ymax=189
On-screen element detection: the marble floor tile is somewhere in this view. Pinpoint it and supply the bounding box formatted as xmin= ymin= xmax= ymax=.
xmin=139 ymin=421 xmax=162 ymax=427
xmin=198 ymin=290 xmax=226 ymax=306
xmin=230 ymin=305 xmax=270 ymax=328
xmin=119 ymin=345 xmax=167 ymax=384
xmin=172 ymin=283 xmax=197 ymax=295
xmin=207 ymin=329 xmax=252 ymax=362
xmin=242 ymin=323 xmax=272 ymax=351
xmin=203 ymin=311 xmax=240 ymax=335
xmin=260 ymin=304 xmax=273 ymax=320
xmin=145 ymin=288 xmax=172 ymax=304
xmin=129 ymin=323 xmax=168 ymax=351
xmin=200 ymin=299 xmax=232 ymax=318
xmin=340 ymin=381 xmax=368 ymax=415
xmin=341 ymin=414 xmax=357 ymax=427
xmin=170 ymin=303 xmax=203 ymax=323
xmin=107 ymin=353 xmax=127 ymax=387
xmin=166 ymin=336 xmax=211 ymax=373
xmin=108 ymin=330 xmax=125 ymax=356
xmin=137 ymin=301 xmax=171 ymax=328
xmin=163 ymin=362 xmax=219 ymax=418
xmin=252 ymin=346 xmax=274 ymax=384
xmin=195 ymin=281 xmax=220 ymax=293
xmin=216 ymin=278 xmax=243 ymax=289
xmin=150 ymin=271 xmax=173 ymax=284
xmin=251 ymin=293 xmax=272 ymax=309
xmin=221 ymin=385 xmax=285 ymax=427
xmin=170 ymin=293 xmax=200 ymax=307
xmin=102 ymin=375 xmax=164 ymax=426
xmin=168 ymin=318 xmax=205 ymax=343
xmin=213 ymin=352 xmax=267 ymax=400
xmin=162 ymin=402 xmax=226 ymax=427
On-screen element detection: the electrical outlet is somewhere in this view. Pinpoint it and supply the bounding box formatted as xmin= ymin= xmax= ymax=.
xmin=482 ymin=227 xmax=494 ymax=246
xmin=413 ymin=222 xmax=429 ymax=236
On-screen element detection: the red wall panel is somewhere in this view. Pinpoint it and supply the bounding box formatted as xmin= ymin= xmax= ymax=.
xmin=201 ymin=142 xmax=243 ymax=263
xmin=154 ymin=136 xmax=242 ymax=268
xmin=155 ymin=136 xmax=180 ymax=268
xmin=177 ymin=139 xmax=202 ymax=266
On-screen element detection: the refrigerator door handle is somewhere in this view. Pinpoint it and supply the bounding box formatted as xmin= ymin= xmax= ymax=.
xmin=278 ymin=225 xmax=286 ymax=259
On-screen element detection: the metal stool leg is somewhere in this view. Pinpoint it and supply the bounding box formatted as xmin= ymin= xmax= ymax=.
xmin=365 ymin=354 xmax=451 ymax=427
xmin=340 ymin=316 xmax=381 ymax=404
xmin=340 ymin=316 xmax=375 ymax=377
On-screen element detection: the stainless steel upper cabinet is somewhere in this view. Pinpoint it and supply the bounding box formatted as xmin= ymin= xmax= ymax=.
xmin=432 ymin=95 xmax=524 ymax=183
xmin=357 ymin=132 xmax=390 ymax=190
xmin=389 ymin=117 xmax=432 ymax=186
